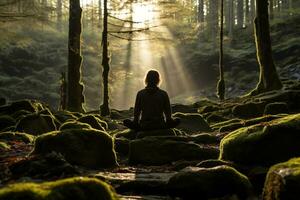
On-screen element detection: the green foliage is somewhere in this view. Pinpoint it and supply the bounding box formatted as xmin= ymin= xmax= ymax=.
xmin=0 ymin=177 xmax=119 ymax=200
xmin=167 ymin=165 xmax=252 ymax=199
xmin=32 ymin=129 xmax=118 ymax=169
xmin=220 ymin=113 xmax=300 ymax=166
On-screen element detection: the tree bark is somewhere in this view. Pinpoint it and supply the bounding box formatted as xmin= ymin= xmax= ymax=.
xmin=100 ymin=0 xmax=110 ymax=116
xmin=217 ymin=0 xmax=225 ymax=100
xmin=198 ymin=0 xmax=204 ymax=23
xmin=250 ymin=0 xmax=282 ymax=95
xmin=237 ymin=0 xmax=244 ymax=28
xmin=228 ymin=0 xmax=234 ymax=38
xmin=269 ymin=0 xmax=274 ymax=19
xmin=67 ymin=0 xmax=85 ymax=112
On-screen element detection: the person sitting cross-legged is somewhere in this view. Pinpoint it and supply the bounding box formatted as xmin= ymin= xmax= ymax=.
xmin=123 ymin=69 xmax=180 ymax=131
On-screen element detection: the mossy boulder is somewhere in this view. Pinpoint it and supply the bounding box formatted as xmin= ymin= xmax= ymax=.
xmin=10 ymin=152 xmax=79 ymax=179
xmin=59 ymin=121 xmax=92 ymax=130
xmin=263 ymin=157 xmax=300 ymax=200
xmin=114 ymin=137 xmax=130 ymax=155
xmin=167 ymin=166 xmax=252 ymax=199
xmin=232 ymin=101 xmax=266 ymax=118
xmin=173 ymin=112 xmax=212 ymax=133
xmin=15 ymin=113 xmax=56 ymax=135
xmin=0 ymin=141 xmax=10 ymax=150
xmin=32 ymin=129 xmax=118 ymax=169
xmin=171 ymin=104 xmax=198 ymax=113
xmin=0 ymin=132 xmax=34 ymax=143
xmin=0 ymin=115 xmax=15 ymax=131
xmin=205 ymin=113 xmax=228 ymax=124
xmin=220 ymin=113 xmax=300 ymax=166
xmin=0 ymin=100 xmax=37 ymax=115
xmin=10 ymin=110 xmax=31 ymax=121
xmin=78 ymin=115 xmax=106 ymax=131
xmin=114 ymin=129 xmax=137 ymax=140
xmin=264 ymin=102 xmax=289 ymax=115
xmin=196 ymin=159 xmax=235 ymax=168
xmin=129 ymin=137 xmax=219 ymax=165
xmin=0 ymin=177 xmax=119 ymax=200
xmin=54 ymin=111 xmax=78 ymax=123
xmin=136 ymin=129 xmax=177 ymax=139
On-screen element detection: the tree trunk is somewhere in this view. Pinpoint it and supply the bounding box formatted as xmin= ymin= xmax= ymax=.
xmin=228 ymin=0 xmax=234 ymax=38
xmin=269 ymin=0 xmax=274 ymax=19
xmin=100 ymin=0 xmax=110 ymax=116
xmin=250 ymin=0 xmax=282 ymax=95
xmin=67 ymin=0 xmax=85 ymax=112
xmin=237 ymin=0 xmax=244 ymax=28
xmin=250 ymin=0 xmax=255 ymax=25
xmin=217 ymin=0 xmax=225 ymax=100
xmin=57 ymin=0 xmax=62 ymax=30
xmin=198 ymin=0 xmax=204 ymax=23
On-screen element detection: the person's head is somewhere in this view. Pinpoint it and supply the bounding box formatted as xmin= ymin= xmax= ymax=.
xmin=145 ymin=70 xmax=161 ymax=87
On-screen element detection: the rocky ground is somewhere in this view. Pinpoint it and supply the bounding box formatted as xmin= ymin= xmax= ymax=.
xmin=0 ymin=79 xmax=300 ymax=200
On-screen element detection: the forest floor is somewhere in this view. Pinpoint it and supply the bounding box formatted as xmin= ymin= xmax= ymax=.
xmin=0 ymin=78 xmax=300 ymax=199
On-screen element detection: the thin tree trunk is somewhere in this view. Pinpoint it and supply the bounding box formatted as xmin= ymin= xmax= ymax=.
xmin=57 ymin=0 xmax=62 ymax=30
xmin=100 ymin=0 xmax=110 ymax=116
xmin=198 ymin=0 xmax=204 ymax=23
xmin=250 ymin=0 xmax=282 ymax=95
xmin=217 ymin=0 xmax=225 ymax=100
xmin=269 ymin=0 xmax=274 ymax=19
xmin=237 ymin=0 xmax=244 ymax=28
xmin=67 ymin=0 xmax=85 ymax=112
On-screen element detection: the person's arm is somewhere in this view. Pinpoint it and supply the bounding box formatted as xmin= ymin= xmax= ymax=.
xmin=163 ymin=92 xmax=172 ymax=121
xmin=133 ymin=92 xmax=141 ymax=123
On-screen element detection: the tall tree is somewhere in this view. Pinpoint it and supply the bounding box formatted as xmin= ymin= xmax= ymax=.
xmin=250 ymin=0 xmax=282 ymax=95
xmin=67 ymin=0 xmax=85 ymax=112
xmin=198 ymin=0 xmax=204 ymax=23
xmin=237 ymin=0 xmax=244 ymax=28
xmin=217 ymin=0 xmax=225 ymax=100
xmin=100 ymin=0 xmax=110 ymax=116
xmin=56 ymin=0 xmax=62 ymax=30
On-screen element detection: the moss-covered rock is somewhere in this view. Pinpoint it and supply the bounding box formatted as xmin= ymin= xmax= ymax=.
xmin=205 ymin=113 xmax=229 ymax=124
xmin=196 ymin=159 xmax=235 ymax=168
xmin=114 ymin=129 xmax=137 ymax=140
xmin=32 ymin=129 xmax=118 ymax=169
xmin=172 ymin=104 xmax=198 ymax=113
xmin=0 ymin=141 xmax=10 ymax=150
xmin=10 ymin=110 xmax=31 ymax=121
xmin=9 ymin=152 xmax=79 ymax=179
xmin=0 ymin=100 xmax=37 ymax=115
xmin=190 ymin=133 xmax=220 ymax=144
xmin=15 ymin=113 xmax=56 ymax=135
xmin=54 ymin=111 xmax=78 ymax=124
xmin=232 ymin=101 xmax=266 ymax=118
xmin=114 ymin=137 xmax=130 ymax=156
xmin=167 ymin=165 xmax=252 ymax=199
xmin=0 ymin=115 xmax=15 ymax=131
xmin=264 ymin=102 xmax=289 ymax=115
xmin=173 ymin=112 xmax=212 ymax=133
xmin=59 ymin=121 xmax=92 ymax=130
xmin=136 ymin=129 xmax=177 ymax=139
xmin=129 ymin=137 xmax=219 ymax=165
xmin=78 ymin=114 xmax=106 ymax=131
xmin=0 ymin=177 xmax=119 ymax=200
xmin=220 ymin=113 xmax=300 ymax=166
xmin=263 ymin=157 xmax=300 ymax=200
xmin=0 ymin=132 xmax=34 ymax=143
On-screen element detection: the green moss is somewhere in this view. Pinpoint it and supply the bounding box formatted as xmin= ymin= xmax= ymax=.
xmin=32 ymin=129 xmax=118 ymax=169
xmin=264 ymin=102 xmax=289 ymax=115
xmin=54 ymin=111 xmax=78 ymax=123
xmin=114 ymin=129 xmax=137 ymax=140
xmin=211 ymin=118 xmax=243 ymax=130
xmin=232 ymin=101 xmax=266 ymax=118
xmin=0 ymin=141 xmax=10 ymax=150
xmin=0 ymin=132 xmax=34 ymax=143
xmin=220 ymin=114 xmax=300 ymax=166
xmin=0 ymin=115 xmax=15 ymax=131
xmin=78 ymin=114 xmax=106 ymax=131
xmin=167 ymin=165 xmax=252 ymax=199
xmin=136 ymin=129 xmax=177 ymax=139
xmin=263 ymin=157 xmax=300 ymax=200
xmin=0 ymin=177 xmax=119 ymax=200
xmin=173 ymin=112 xmax=212 ymax=133
xmin=205 ymin=113 xmax=229 ymax=124
xmin=15 ymin=113 xmax=57 ymax=135
xmin=59 ymin=121 xmax=92 ymax=130
xmin=129 ymin=137 xmax=219 ymax=165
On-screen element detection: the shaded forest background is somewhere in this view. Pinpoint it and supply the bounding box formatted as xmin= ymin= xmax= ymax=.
xmin=0 ymin=0 xmax=299 ymax=111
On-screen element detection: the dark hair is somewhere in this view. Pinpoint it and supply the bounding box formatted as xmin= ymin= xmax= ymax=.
xmin=145 ymin=70 xmax=161 ymax=86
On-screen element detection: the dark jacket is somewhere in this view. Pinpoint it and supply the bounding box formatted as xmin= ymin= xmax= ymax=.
xmin=133 ymin=86 xmax=172 ymax=129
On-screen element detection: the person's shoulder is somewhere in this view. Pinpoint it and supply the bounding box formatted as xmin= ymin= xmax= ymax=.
xmin=158 ymin=88 xmax=168 ymax=96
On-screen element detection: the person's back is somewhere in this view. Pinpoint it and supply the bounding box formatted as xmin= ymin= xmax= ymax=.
xmin=123 ymin=69 xmax=180 ymax=131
